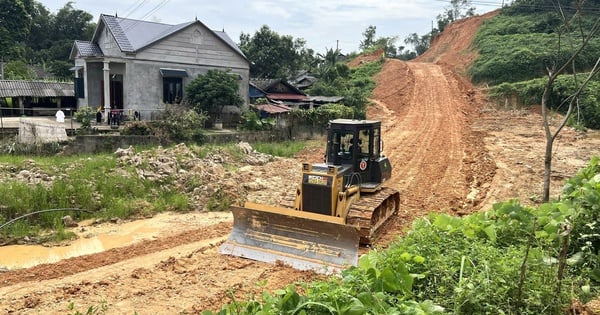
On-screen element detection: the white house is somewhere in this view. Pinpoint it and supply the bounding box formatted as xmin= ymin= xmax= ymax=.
xmin=70 ymin=14 xmax=249 ymax=121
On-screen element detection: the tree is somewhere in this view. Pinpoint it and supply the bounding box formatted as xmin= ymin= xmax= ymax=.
xmin=0 ymin=0 xmax=32 ymax=60
xmin=404 ymin=33 xmax=431 ymax=56
xmin=185 ymin=69 xmax=243 ymax=123
xmin=47 ymin=2 xmax=95 ymax=79
xmin=360 ymin=25 xmax=377 ymax=51
xmin=540 ymin=2 xmax=600 ymax=202
xmin=374 ymin=36 xmax=399 ymax=57
xmin=239 ymin=25 xmax=314 ymax=78
xmin=436 ymin=0 xmax=476 ymax=33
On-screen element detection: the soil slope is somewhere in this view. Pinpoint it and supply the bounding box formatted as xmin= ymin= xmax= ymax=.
xmin=2 ymin=12 xmax=600 ymax=315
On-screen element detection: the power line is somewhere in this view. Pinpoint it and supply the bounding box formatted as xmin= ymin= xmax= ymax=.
xmin=124 ymin=0 xmax=148 ymax=18
xmin=121 ymin=0 xmax=172 ymax=33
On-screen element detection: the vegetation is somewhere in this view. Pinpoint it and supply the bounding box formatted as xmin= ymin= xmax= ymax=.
xmin=1 ymin=1 xmax=95 ymax=80
xmin=239 ymin=25 xmax=315 ymax=79
xmin=204 ymin=157 xmax=600 ymax=314
xmin=185 ymin=69 xmax=244 ymax=123
xmin=308 ymin=57 xmax=384 ymax=120
xmin=121 ymin=104 xmax=208 ymax=144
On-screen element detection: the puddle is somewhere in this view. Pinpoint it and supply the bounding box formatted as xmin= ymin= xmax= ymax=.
xmin=0 ymin=220 xmax=157 ymax=270
xmin=0 ymin=212 xmax=232 ymax=270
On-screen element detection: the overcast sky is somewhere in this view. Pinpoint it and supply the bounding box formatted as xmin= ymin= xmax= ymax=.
xmin=39 ymin=0 xmax=501 ymax=54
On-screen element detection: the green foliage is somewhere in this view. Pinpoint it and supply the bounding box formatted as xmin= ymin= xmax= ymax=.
xmin=561 ymin=156 xmax=600 ymax=278
xmin=74 ymin=106 xmax=96 ymax=130
xmin=475 ymin=6 xmax=600 ymax=129
xmin=435 ymin=0 xmax=476 ymax=33
xmin=470 ymin=9 xmax=600 ymax=85
xmin=0 ymin=0 xmax=32 ymax=60
xmin=121 ymin=105 xmax=208 ymax=143
xmin=307 ymin=59 xmax=383 ymax=120
xmin=239 ymin=111 xmax=275 ymax=131
xmin=489 ymin=74 xmax=600 ymax=129
xmin=239 ymin=25 xmax=315 ymax=78
xmin=185 ymin=69 xmax=243 ymax=121
xmin=359 ymin=25 xmax=377 ymax=51
xmin=404 ymin=33 xmax=431 ymax=56
xmin=0 ymin=150 xmax=194 ymax=242
xmin=290 ymin=103 xmax=355 ymax=127
xmin=2 ymin=1 xmax=95 ymax=80
xmin=3 ymin=60 xmax=36 ymax=80
xmin=68 ymin=301 xmax=108 ymax=315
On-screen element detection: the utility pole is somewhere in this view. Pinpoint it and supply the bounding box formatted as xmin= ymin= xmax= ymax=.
xmin=0 ymin=57 xmax=4 ymax=80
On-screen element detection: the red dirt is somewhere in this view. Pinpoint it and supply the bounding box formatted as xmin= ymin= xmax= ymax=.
xmin=2 ymin=11 xmax=600 ymax=314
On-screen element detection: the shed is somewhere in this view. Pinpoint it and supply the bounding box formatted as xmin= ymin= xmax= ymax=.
xmin=0 ymin=80 xmax=76 ymax=116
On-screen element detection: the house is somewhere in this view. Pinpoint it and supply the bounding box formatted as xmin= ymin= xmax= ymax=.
xmin=250 ymin=78 xmax=309 ymax=109
xmin=291 ymin=71 xmax=317 ymax=91
xmin=70 ymin=14 xmax=249 ymax=122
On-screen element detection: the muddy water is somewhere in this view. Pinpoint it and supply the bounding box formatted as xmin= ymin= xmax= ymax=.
xmin=0 ymin=221 xmax=156 ymax=270
xmin=0 ymin=212 xmax=232 ymax=270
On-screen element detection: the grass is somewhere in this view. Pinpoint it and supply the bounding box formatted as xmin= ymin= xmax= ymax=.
xmin=252 ymin=140 xmax=318 ymax=157
xmin=0 ymin=141 xmax=313 ymax=244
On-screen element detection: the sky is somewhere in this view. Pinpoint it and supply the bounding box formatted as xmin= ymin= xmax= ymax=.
xmin=39 ymin=0 xmax=502 ymax=54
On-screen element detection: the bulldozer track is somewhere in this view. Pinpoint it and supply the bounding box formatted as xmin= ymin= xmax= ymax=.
xmin=346 ymin=187 xmax=400 ymax=245
xmin=279 ymin=187 xmax=400 ymax=245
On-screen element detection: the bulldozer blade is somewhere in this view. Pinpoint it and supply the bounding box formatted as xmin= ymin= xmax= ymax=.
xmin=220 ymin=203 xmax=359 ymax=274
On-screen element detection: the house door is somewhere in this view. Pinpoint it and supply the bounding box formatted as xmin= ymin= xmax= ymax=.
xmin=100 ymin=75 xmax=124 ymax=110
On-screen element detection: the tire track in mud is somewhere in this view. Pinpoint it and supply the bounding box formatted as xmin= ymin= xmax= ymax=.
xmin=369 ymin=59 xmax=489 ymax=227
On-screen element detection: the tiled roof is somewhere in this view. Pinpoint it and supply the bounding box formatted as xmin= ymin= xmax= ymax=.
xmin=252 ymin=103 xmax=291 ymax=114
xmin=0 ymin=80 xmax=74 ymax=98
xmin=102 ymin=15 xmax=135 ymax=52
xmin=73 ymin=40 xmax=103 ymax=57
xmin=95 ymin=14 xmax=246 ymax=59
xmin=267 ymin=93 xmax=308 ymax=101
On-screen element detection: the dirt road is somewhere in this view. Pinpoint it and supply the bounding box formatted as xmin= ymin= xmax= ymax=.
xmin=2 ymin=12 xmax=600 ymax=314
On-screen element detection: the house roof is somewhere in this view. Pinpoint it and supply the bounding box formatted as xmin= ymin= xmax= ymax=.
xmin=71 ymin=40 xmax=104 ymax=58
xmin=267 ymin=93 xmax=307 ymax=101
xmin=0 ymin=80 xmax=74 ymax=98
xmin=252 ymin=103 xmax=292 ymax=114
xmin=250 ymin=79 xmax=305 ymax=96
xmin=73 ymin=14 xmax=246 ymax=60
xmin=306 ymin=96 xmax=344 ymax=103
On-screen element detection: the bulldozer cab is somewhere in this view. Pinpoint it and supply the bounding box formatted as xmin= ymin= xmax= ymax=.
xmin=326 ymin=119 xmax=387 ymax=190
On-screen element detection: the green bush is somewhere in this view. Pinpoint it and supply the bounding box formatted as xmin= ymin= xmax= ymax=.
xmin=121 ymin=105 xmax=208 ymax=143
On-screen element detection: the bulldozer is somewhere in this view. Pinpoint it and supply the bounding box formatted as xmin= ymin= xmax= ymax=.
xmin=220 ymin=119 xmax=400 ymax=273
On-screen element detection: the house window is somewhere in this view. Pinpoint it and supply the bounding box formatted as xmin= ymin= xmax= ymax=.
xmin=163 ymin=78 xmax=183 ymax=104
xmin=159 ymin=68 xmax=188 ymax=104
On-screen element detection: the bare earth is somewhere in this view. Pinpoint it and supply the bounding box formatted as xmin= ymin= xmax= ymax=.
xmin=2 ymin=11 xmax=600 ymax=314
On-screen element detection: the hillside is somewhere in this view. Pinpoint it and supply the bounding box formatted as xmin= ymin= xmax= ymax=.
xmin=1 ymin=11 xmax=600 ymax=315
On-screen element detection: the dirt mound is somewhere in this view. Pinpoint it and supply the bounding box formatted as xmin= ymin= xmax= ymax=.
xmin=416 ymin=10 xmax=500 ymax=72
xmin=347 ymin=48 xmax=385 ymax=67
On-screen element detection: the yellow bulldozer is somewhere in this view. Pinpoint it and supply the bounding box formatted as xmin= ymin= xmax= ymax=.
xmin=220 ymin=119 xmax=400 ymax=273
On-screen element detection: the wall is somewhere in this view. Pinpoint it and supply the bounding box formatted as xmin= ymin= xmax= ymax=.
xmin=18 ymin=118 xmax=68 ymax=144
xmin=61 ymin=124 xmax=327 ymax=155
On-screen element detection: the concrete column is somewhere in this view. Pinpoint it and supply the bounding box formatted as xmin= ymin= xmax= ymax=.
xmin=103 ymin=61 xmax=111 ymax=123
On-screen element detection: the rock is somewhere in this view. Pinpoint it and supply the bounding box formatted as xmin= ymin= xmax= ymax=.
xmin=114 ymin=146 xmax=135 ymax=157
xmin=62 ymin=215 xmax=78 ymax=227
xmin=237 ymin=141 xmax=254 ymax=154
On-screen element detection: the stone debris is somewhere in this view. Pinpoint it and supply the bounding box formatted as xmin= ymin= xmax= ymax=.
xmin=0 ymin=142 xmax=302 ymax=212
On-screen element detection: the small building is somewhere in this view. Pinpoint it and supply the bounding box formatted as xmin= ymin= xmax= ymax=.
xmin=250 ymin=78 xmax=309 ymax=109
xmin=0 ymin=80 xmax=76 ymax=116
xmin=70 ymin=14 xmax=249 ymax=122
